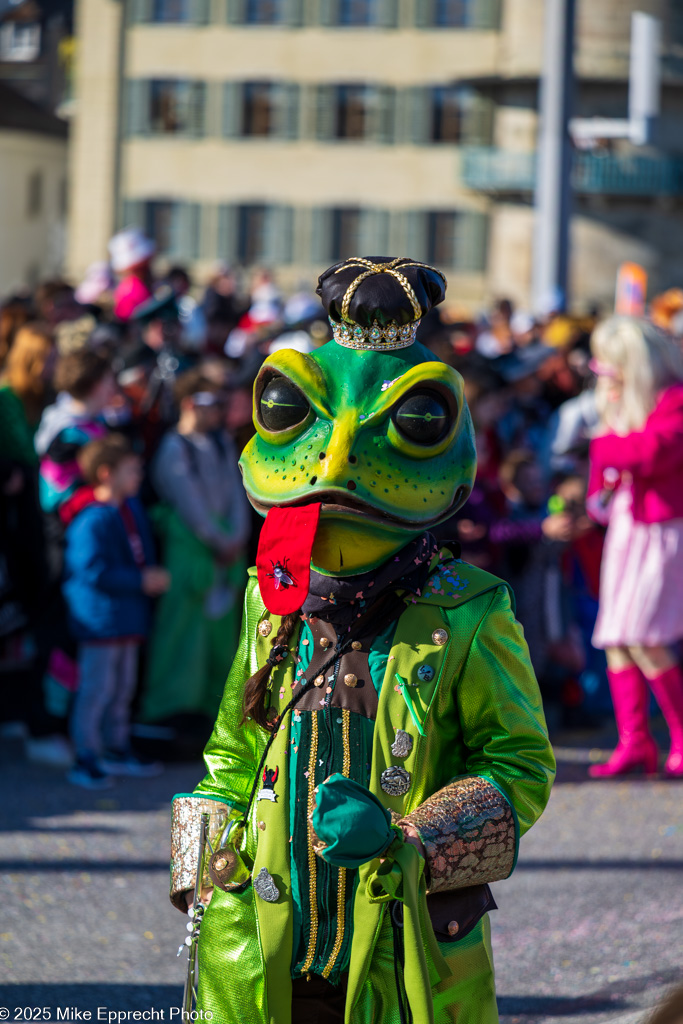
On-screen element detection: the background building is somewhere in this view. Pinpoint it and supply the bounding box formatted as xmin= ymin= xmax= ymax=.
xmin=0 ymin=0 xmax=74 ymax=114
xmin=0 ymin=81 xmax=68 ymax=294
xmin=67 ymin=0 xmax=683 ymax=310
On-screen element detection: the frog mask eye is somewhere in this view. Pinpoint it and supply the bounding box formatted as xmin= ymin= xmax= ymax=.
xmin=259 ymin=376 xmax=311 ymax=433
xmin=392 ymin=388 xmax=452 ymax=445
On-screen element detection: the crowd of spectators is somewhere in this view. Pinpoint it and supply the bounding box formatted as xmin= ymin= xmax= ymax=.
xmin=7 ymin=226 xmax=675 ymax=785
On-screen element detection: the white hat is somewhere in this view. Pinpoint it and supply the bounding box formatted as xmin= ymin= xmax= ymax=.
xmin=108 ymin=227 xmax=155 ymax=273
xmin=75 ymin=261 xmax=116 ymax=305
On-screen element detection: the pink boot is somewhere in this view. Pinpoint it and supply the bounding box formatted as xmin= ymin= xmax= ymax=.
xmin=589 ymin=665 xmax=659 ymax=778
xmin=646 ymin=664 xmax=683 ymax=777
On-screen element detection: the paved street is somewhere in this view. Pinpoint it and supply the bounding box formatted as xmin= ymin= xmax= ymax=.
xmin=0 ymin=733 xmax=681 ymax=1024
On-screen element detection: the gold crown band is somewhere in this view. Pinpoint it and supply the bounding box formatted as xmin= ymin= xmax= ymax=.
xmin=334 ymin=257 xmax=446 ymax=325
xmin=330 ymin=316 xmax=420 ymax=351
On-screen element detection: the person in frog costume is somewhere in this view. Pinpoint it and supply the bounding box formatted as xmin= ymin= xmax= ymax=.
xmin=170 ymin=258 xmax=555 ymax=1024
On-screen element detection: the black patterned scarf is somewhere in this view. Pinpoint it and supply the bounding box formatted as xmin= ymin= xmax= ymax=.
xmin=302 ymin=532 xmax=438 ymax=630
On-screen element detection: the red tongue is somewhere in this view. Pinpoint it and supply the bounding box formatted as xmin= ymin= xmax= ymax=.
xmin=256 ymin=503 xmax=321 ymax=615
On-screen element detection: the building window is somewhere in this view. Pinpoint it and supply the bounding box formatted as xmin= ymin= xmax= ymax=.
xmin=433 ymin=0 xmax=470 ymax=26
xmin=238 ymin=205 xmax=268 ymax=263
xmin=0 ymin=21 xmax=41 ymax=61
xmin=145 ymin=201 xmax=175 ymax=253
xmin=319 ymin=84 xmax=394 ymax=142
xmin=130 ymin=0 xmax=209 ymax=24
xmin=338 ymin=0 xmax=377 ymax=25
xmin=245 ymin=0 xmax=283 ymax=23
xmin=223 ymin=81 xmax=299 ymax=138
xmin=427 ymin=212 xmax=458 ymax=265
xmin=134 ymin=200 xmax=201 ymax=257
xmin=218 ymin=204 xmax=294 ymax=264
xmin=413 ymin=209 xmax=488 ymax=270
xmin=320 ymin=0 xmax=396 ymax=27
xmin=151 ymin=0 xmax=190 ymax=20
xmin=227 ymin=0 xmax=302 ymax=25
xmin=431 ymin=86 xmax=468 ymax=142
xmin=26 ymin=171 xmax=43 ymax=218
xmin=148 ymin=80 xmax=205 ymax=134
xmin=312 ymin=207 xmax=388 ymax=263
xmin=417 ymin=0 xmax=499 ymax=29
xmin=335 ymin=86 xmax=368 ymax=139
xmin=242 ymin=82 xmax=276 ymax=135
xmin=331 ymin=208 xmax=362 ymax=259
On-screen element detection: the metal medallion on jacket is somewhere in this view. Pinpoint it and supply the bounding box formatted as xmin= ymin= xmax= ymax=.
xmin=254 ymin=867 xmax=280 ymax=903
xmin=391 ymin=729 xmax=413 ymax=759
xmin=381 ymin=765 xmax=411 ymax=796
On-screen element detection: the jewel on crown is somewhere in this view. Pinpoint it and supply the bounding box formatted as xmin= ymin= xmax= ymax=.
xmin=330 ymin=317 xmax=420 ymax=351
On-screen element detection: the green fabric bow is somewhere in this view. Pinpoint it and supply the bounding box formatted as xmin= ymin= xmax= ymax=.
xmin=311 ymin=774 xmax=393 ymax=868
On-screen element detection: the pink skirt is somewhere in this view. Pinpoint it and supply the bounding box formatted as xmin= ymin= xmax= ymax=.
xmin=593 ymin=486 xmax=683 ymax=649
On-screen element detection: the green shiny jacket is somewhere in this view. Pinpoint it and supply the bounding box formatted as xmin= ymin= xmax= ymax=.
xmin=172 ymin=559 xmax=555 ymax=1024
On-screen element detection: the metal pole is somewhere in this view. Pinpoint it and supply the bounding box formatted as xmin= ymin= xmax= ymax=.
xmin=532 ymin=0 xmax=576 ymax=314
xmin=629 ymin=12 xmax=661 ymax=145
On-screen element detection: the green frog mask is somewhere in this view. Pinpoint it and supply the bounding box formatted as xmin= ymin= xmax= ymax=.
xmin=239 ymin=258 xmax=476 ymax=578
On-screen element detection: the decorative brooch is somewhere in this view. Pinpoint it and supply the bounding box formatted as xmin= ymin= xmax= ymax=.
xmin=258 ymin=766 xmax=279 ymax=803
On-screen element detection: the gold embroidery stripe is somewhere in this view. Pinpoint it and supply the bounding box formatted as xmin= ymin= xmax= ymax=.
xmin=322 ymin=709 xmax=351 ymax=979
xmin=301 ymin=712 xmax=319 ymax=973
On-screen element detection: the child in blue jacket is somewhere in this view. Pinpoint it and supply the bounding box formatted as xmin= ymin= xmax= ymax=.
xmin=62 ymin=434 xmax=171 ymax=788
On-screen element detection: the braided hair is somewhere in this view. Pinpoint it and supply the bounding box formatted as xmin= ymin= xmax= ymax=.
xmin=241 ymin=611 xmax=301 ymax=730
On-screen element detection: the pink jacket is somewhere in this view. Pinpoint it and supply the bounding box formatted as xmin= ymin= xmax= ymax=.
xmin=588 ymin=383 xmax=683 ymax=524
xmin=114 ymin=274 xmax=152 ymax=321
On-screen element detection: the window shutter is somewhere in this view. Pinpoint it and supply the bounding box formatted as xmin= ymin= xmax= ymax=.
xmin=128 ymin=0 xmax=152 ymax=25
xmin=394 ymin=88 xmax=410 ymax=143
xmin=456 ymin=210 xmax=489 ymax=271
xmin=266 ymin=205 xmax=294 ymax=265
xmin=471 ymin=0 xmax=501 ymax=29
xmin=407 ymin=86 xmax=431 ymax=144
xmin=359 ymin=209 xmax=389 ymax=256
xmin=222 ymin=81 xmax=244 ymax=136
xmin=318 ymin=0 xmax=338 ymax=26
xmin=124 ymin=79 xmax=151 ymax=135
xmin=205 ymin=81 xmax=222 ymax=135
xmin=218 ymin=204 xmax=240 ymax=262
xmin=121 ymin=199 xmax=145 ymax=231
xmin=315 ymin=84 xmax=336 ymax=140
xmin=188 ymin=81 xmax=206 ymax=136
xmin=403 ymin=210 xmax=428 ymax=261
xmin=226 ymin=0 xmax=246 ymax=22
xmin=414 ymin=0 xmax=432 ymax=27
xmin=374 ymin=86 xmax=396 ymax=143
xmin=173 ymin=202 xmax=201 ymax=259
xmin=202 ymin=203 xmax=218 ymax=258
xmin=299 ymin=84 xmax=317 ymax=138
xmin=274 ymin=82 xmax=300 ymax=139
xmin=189 ymin=0 xmax=211 ymax=21
xmin=463 ymin=92 xmax=494 ymax=145
xmin=283 ymin=0 xmax=304 ymax=25
xmin=310 ymin=207 xmax=333 ymax=264
xmin=377 ymin=0 xmax=398 ymax=27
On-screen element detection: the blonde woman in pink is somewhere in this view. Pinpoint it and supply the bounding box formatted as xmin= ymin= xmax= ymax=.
xmin=588 ymin=316 xmax=683 ymax=778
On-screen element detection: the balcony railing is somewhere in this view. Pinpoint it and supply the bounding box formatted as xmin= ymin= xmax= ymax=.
xmin=461 ymin=147 xmax=683 ymax=196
